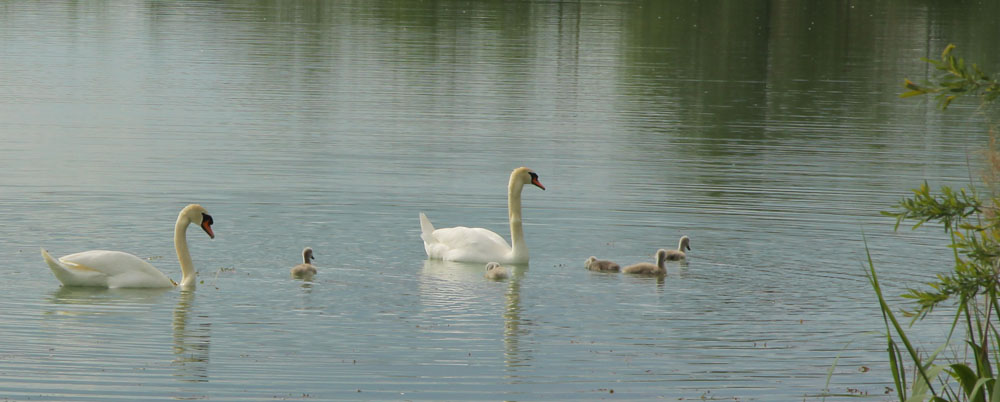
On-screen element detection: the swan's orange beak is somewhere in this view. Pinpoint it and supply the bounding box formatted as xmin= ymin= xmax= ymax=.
xmin=201 ymin=213 xmax=215 ymax=239
xmin=531 ymin=177 xmax=545 ymax=190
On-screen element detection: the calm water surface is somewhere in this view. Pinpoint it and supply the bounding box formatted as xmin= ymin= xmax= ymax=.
xmin=2 ymin=1 xmax=999 ymax=400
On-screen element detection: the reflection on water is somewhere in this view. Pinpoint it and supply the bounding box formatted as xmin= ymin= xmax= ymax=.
xmin=420 ymin=259 xmax=526 ymax=283
xmin=172 ymin=289 xmax=210 ymax=383
xmin=47 ymin=287 xmax=172 ymax=309
xmin=420 ymin=259 xmax=534 ymax=376
xmin=622 ymin=271 xmax=667 ymax=289
xmin=501 ymin=264 xmax=532 ymax=374
xmin=673 ymin=259 xmax=689 ymax=279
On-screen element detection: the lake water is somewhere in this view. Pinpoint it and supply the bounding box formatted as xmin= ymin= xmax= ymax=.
xmin=2 ymin=1 xmax=998 ymax=400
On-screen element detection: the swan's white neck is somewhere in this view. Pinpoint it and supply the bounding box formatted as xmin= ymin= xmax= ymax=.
xmin=174 ymin=216 xmax=196 ymax=288
xmin=508 ymin=175 xmax=528 ymax=263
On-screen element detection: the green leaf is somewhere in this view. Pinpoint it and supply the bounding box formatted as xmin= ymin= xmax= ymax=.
xmin=968 ymin=378 xmax=993 ymax=402
xmin=952 ymin=362 xmax=984 ymax=401
xmin=942 ymin=95 xmax=957 ymax=109
xmin=865 ymin=236 xmax=936 ymax=398
xmin=889 ymin=340 xmax=907 ymax=400
xmin=990 ymin=371 xmax=1000 ymax=402
xmin=909 ymin=364 xmax=948 ymax=402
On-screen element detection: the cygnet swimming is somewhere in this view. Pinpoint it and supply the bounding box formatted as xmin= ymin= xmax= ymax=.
xmin=585 ymin=256 xmax=620 ymax=272
xmin=623 ymin=249 xmax=668 ymax=276
xmin=484 ymin=261 xmax=509 ymax=280
xmin=290 ymin=247 xmax=317 ymax=278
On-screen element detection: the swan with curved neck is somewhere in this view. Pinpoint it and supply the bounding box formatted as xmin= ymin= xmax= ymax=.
xmin=41 ymin=204 xmax=214 ymax=288
xmin=290 ymin=247 xmax=317 ymax=278
xmin=419 ymin=167 xmax=545 ymax=264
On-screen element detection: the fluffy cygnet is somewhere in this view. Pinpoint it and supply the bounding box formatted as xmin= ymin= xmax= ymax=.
xmin=665 ymin=236 xmax=690 ymax=261
xmin=584 ymin=256 xmax=620 ymax=272
xmin=484 ymin=262 xmax=509 ymax=280
xmin=290 ymin=247 xmax=317 ymax=278
xmin=623 ymin=249 xmax=668 ymax=276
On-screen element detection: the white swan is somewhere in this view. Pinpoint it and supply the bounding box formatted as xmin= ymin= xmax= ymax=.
xmin=41 ymin=204 xmax=214 ymax=288
xmin=290 ymin=247 xmax=317 ymax=278
xmin=419 ymin=167 xmax=545 ymax=264
xmin=666 ymin=236 xmax=690 ymax=261
xmin=585 ymin=256 xmax=620 ymax=272
xmin=484 ymin=262 xmax=509 ymax=280
xmin=623 ymin=249 xmax=668 ymax=276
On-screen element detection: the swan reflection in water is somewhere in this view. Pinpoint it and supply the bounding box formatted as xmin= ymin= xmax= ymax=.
xmin=499 ymin=263 xmax=531 ymax=372
xmin=45 ymin=286 xmax=210 ymax=385
xmin=45 ymin=287 xmax=211 ymax=384
xmin=173 ymin=289 xmax=210 ymax=383
xmin=419 ymin=260 xmax=533 ymax=373
xmin=49 ymin=286 xmax=172 ymax=308
xmin=621 ymin=266 xmax=667 ymax=290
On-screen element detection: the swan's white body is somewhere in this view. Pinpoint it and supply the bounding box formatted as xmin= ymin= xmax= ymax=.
xmin=484 ymin=262 xmax=509 ymax=280
xmin=42 ymin=249 xmax=175 ymax=287
xmin=290 ymin=247 xmax=317 ymax=278
xmin=419 ymin=167 xmax=544 ymax=264
xmin=623 ymin=249 xmax=669 ymax=276
xmin=665 ymin=236 xmax=691 ymax=261
xmin=42 ymin=204 xmax=214 ymax=288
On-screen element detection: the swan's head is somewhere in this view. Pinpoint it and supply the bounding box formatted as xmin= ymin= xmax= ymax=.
xmin=485 ymin=262 xmax=502 ymax=271
xmin=303 ymin=247 xmax=315 ymax=261
xmin=585 ymin=256 xmax=597 ymax=268
xmin=512 ymin=167 xmax=545 ymax=190
xmin=679 ymin=236 xmax=691 ymax=251
xmin=180 ymin=204 xmax=214 ymax=239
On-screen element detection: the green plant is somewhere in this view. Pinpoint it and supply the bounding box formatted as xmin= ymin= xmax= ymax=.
xmin=901 ymin=44 xmax=1000 ymax=111
xmin=875 ymin=185 xmax=1000 ymax=401
xmin=861 ymin=45 xmax=1000 ymax=402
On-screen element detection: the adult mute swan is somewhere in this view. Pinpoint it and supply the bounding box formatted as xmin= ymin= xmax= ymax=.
xmin=290 ymin=247 xmax=317 ymax=278
xmin=419 ymin=167 xmax=545 ymax=264
xmin=666 ymin=236 xmax=691 ymax=261
xmin=41 ymin=204 xmax=214 ymax=288
xmin=623 ymin=249 xmax=668 ymax=276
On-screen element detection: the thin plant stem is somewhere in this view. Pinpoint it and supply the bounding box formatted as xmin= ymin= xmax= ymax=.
xmin=864 ymin=234 xmax=938 ymax=398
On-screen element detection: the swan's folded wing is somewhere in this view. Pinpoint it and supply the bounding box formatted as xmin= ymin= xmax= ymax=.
xmin=427 ymin=226 xmax=512 ymax=261
xmin=431 ymin=226 xmax=510 ymax=249
xmin=60 ymin=250 xmax=173 ymax=287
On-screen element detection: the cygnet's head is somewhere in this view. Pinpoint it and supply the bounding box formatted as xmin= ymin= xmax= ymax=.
xmin=655 ymin=248 xmax=669 ymax=263
xmin=302 ymin=247 xmax=315 ymax=262
xmin=585 ymin=256 xmax=597 ymax=268
xmin=679 ymin=236 xmax=691 ymax=251
xmin=485 ymin=262 xmax=502 ymax=271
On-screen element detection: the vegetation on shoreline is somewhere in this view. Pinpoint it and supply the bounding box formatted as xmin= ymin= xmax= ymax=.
xmin=865 ymin=45 xmax=999 ymax=401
